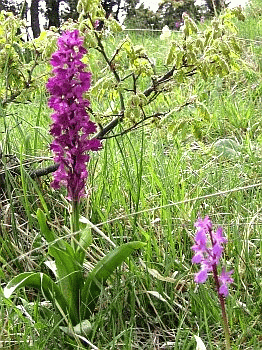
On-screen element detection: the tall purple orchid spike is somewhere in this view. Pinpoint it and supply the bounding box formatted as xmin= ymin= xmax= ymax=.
xmin=46 ymin=30 xmax=101 ymax=202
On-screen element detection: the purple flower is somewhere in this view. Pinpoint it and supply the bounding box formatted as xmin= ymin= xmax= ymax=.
xmin=212 ymin=226 xmax=227 ymax=264
xmin=94 ymin=20 xmax=100 ymax=28
xmin=195 ymin=263 xmax=210 ymax=283
xmin=191 ymin=228 xmax=207 ymax=263
xmin=195 ymin=215 xmax=212 ymax=231
xmin=218 ymin=268 xmax=234 ymax=297
xmin=192 ymin=216 xmax=233 ymax=297
xmin=47 ymin=30 xmax=102 ymax=202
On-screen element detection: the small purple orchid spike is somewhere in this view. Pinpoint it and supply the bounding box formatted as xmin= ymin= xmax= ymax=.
xmin=192 ymin=216 xmax=234 ymax=297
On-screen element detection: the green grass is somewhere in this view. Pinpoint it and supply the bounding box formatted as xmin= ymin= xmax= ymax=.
xmin=0 ymin=4 xmax=262 ymax=349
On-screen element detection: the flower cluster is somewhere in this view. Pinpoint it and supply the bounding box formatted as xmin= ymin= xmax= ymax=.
xmin=46 ymin=30 xmax=101 ymax=202
xmin=160 ymin=25 xmax=171 ymax=40
xmin=175 ymin=21 xmax=182 ymax=29
xmin=192 ymin=216 xmax=234 ymax=297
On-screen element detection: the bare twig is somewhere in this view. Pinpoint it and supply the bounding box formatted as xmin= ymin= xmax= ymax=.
xmin=102 ymin=112 xmax=164 ymax=139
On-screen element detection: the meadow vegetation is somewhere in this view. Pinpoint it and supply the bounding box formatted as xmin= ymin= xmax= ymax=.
xmin=0 ymin=0 xmax=262 ymax=349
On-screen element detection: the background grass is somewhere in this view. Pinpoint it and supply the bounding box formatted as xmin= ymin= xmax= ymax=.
xmin=0 ymin=3 xmax=262 ymax=349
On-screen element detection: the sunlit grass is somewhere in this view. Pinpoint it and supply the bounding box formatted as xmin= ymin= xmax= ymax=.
xmin=0 ymin=5 xmax=262 ymax=349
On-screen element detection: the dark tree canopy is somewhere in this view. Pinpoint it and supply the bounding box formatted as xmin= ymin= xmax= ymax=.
xmin=123 ymin=0 xmax=200 ymax=29
xmin=124 ymin=3 xmax=161 ymax=29
xmin=205 ymin=0 xmax=226 ymax=15
xmin=157 ymin=0 xmax=199 ymax=29
xmin=0 ymin=0 xmax=223 ymax=38
xmin=0 ymin=0 xmax=20 ymax=15
xmin=101 ymin=0 xmax=115 ymax=18
xmin=60 ymin=0 xmax=78 ymax=21
xmin=123 ymin=0 xmax=140 ymax=18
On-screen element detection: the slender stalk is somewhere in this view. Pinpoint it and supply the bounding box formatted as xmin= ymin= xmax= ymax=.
xmin=219 ymin=293 xmax=231 ymax=350
xmin=71 ymin=200 xmax=80 ymax=250
xmin=212 ymin=265 xmax=231 ymax=350
xmin=211 ymin=0 xmax=218 ymax=17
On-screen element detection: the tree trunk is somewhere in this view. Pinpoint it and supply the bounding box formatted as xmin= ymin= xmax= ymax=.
xmin=101 ymin=0 xmax=114 ymax=18
xmin=205 ymin=0 xmax=225 ymax=15
xmin=46 ymin=0 xmax=60 ymax=28
xmin=114 ymin=0 xmax=122 ymax=21
xmin=67 ymin=0 xmax=78 ymax=20
xmin=31 ymin=0 xmax=40 ymax=38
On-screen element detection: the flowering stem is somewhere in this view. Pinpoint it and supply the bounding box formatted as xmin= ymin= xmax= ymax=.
xmin=219 ymin=293 xmax=231 ymax=350
xmin=212 ymin=265 xmax=231 ymax=350
xmin=192 ymin=217 xmax=233 ymax=350
xmin=71 ymin=200 xmax=80 ymax=250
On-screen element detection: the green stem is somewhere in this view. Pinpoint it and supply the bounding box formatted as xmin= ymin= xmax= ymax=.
xmin=71 ymin=200 xmax=80 ymax=251
xmin=211 ymin=0 xmax=218 ymax=17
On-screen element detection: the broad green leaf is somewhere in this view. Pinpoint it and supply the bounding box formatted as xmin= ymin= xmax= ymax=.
xmin=187 ymin=51 xmax=196 ymax=65
xmin=3 ymin=272 xmax=68 ymax=319
xmin=195 ymin=38 xmax=204 ymax=51
xmin=122 ymin=39 xmax=132 ymax=54
xmin=81 ymin=241 xmax=146 ymax=319
xmin=48 ymin=244 xmax=83 ymax=325
xmin=60 ymin=319 xmax=92 ymax=337
xmin=82 ymin=30 xmax=97 ymax=48
xmin=175 ymin=49 xmax=184 ymax=69
xmin=76 ymin=226 xmax=92 ymax=265
xmin=169 ymin=120 xmax=187 ymax=135
xmin=197 ymin=103 xmax=211 ymax=121
xmin=105 ymin=17 xmax=123 ymax=33
xmin=133 ymin=106 xmax=140 ymax=120
xmin=166 ymin=43 xmax=175 ymax=65
xmin=173 ymin=70 xmax=186 ymax=83
xmin=77 ymin=0 xmax=103 ymax=18
xmin=229 ymin=37 xmax=241 ymax=54
xmin=214 ymin=138 xmax=241 ymax=158
xmin=137 ymin=92 xmax=148 ymax=106
xmin=192 ymin=122 xmax=202 ymax=141
xmin=37 ymin=209 xmax=83 ymax=324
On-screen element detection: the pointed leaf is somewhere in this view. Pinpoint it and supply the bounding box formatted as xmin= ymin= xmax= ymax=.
xmin=37 ymin=208 xmax=56 ymax=243
xmin=37 ymin=209 xmax=83 ymax=324
xmin=76 ymin=226 xmax=92 ymax=265
xmin=60 ymin=319 xmax=92 ymax=337
xmin=4 ymin=272 xmax=68 ymax=318
xmin=48 ymin=244 xmax=83 ymax=325
xmin=81 ymin=241 xmax=145 ymax=319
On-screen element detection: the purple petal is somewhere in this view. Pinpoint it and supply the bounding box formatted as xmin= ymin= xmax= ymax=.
xmin=195 ymin=268 xmax=209 ymax=283
xmin=218 ymin=284 xmax=229 ymax=297
xmin=195 ymin=216 xmax=212 ymax=232
xmin=218 ymin=268 xmax=234 ymax=297
xmin=192 ymin=252 xmax=203 ymax=264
